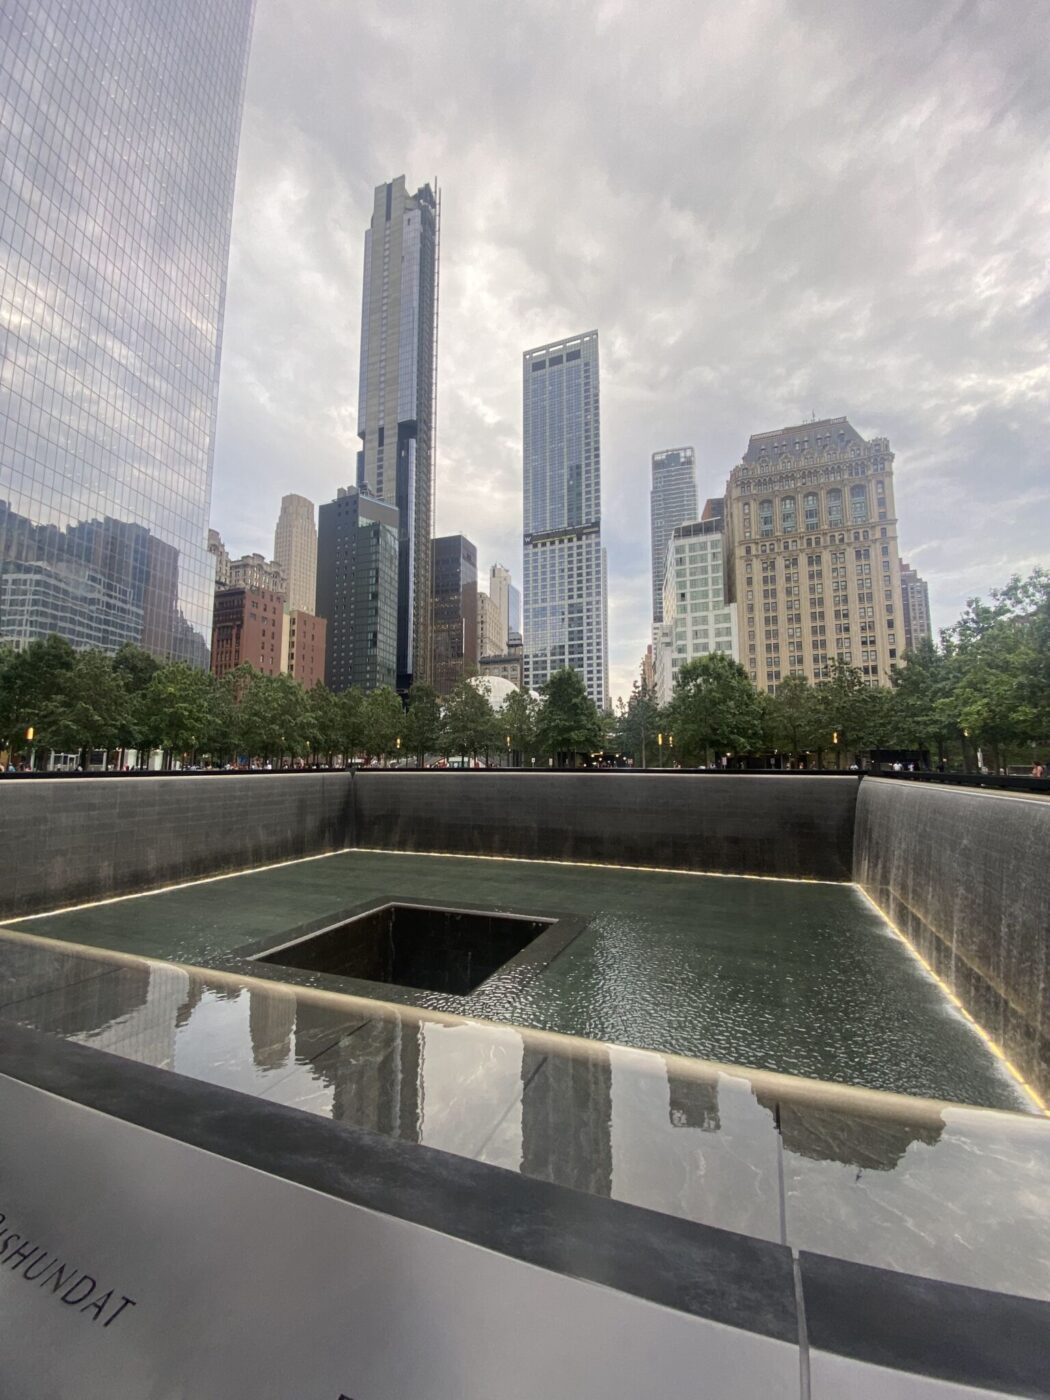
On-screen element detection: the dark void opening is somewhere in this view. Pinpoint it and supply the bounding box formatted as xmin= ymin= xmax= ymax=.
xmin=254 ymin=904 xmax=553 ymax=996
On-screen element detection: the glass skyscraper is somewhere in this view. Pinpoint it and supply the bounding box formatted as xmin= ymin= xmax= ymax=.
xmin=0 ymin=0 xmax=255 ymax=664
xmin=650 ymin=446 xmax=697 ymax=624
xmin=522 ymin=331 xmax=609 ymax=709
xmin=357 ymin=176 xmax=438 ymax=690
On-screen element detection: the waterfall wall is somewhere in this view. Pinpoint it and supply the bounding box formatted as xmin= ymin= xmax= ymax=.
xmin=854 ymin=778 xmax=1050 ymax=1101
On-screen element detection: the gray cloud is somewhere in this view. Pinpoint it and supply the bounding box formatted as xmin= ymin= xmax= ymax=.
xmin=212 ymin=0 xmax=1050 ymax=704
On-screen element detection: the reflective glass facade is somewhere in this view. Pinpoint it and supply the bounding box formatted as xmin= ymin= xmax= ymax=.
xmin=522 ymin=332 xmax=609 ymax=709
xmin=0 ymin=0 xmax=254 ymax=663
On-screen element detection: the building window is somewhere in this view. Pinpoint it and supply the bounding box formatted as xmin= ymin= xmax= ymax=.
xmin=759 ymin=499 xmax=774 ymax=537
xmin=850 ymin=485 xmax=869 ymax=523
xmin=781 ymin=496 xmax=797 ymax=532
xmin=827 ymin=489 xmax=844 ymax=527
xmin=804 ymin=492 xmax=819 ymax=529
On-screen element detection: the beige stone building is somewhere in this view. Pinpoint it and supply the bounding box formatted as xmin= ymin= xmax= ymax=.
xmin=273 ymin=494 xmax=317 ymax=616
xmin=725 ymin=417 xmax=904 ymax=691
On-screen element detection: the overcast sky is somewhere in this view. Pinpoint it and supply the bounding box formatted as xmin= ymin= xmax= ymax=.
xmin=212 ymin=0 xmax=1050 ymax=705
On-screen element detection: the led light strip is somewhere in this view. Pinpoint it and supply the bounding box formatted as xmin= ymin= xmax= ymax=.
xmin=855 ymin=885 xmax=1048 ymax=1116
xmin=346 ymin=847 xmax=845 ymax=887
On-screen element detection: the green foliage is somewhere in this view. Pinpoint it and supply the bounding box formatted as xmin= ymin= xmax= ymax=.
xmin=763 ymin=674 xmax=823 ymax=756
xmin=38 ymin=650 xmax=131 ymax=761
xmin=669 ymin=653 xmax=763 ymax=764
xmin=501 ymin=687 xmax=539 ymax=764
xmin=234 ymin=671 xmax=311 ymax=760
xmin=403 ymin=683 xmax=443 ymax=765
xmin=137 ymin=662 xmax=218 ymax=760
xmin=0 ymin=635 xmax=76 ymax=755
xmin=361 ymin=686 xmax=404 ymax=761
xmin=612 ymin=676 xmax=663 ymax=766
xmin=443 ymin=679 xmax=499 ymax=758
xmin=537 ymin=667 xmax=603 ymax=766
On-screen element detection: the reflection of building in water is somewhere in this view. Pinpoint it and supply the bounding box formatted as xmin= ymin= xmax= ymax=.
xmin=296 ymin=1011 xmax=422 ymax=1143
xmin=19 ymin=962 xmax=152 ymax=1041
xmin=760 ymin=1097 xmax=943 ymax=1170
xmin=248 ymin=985 xmax=297 ymax=1071
xmin=520 ymin=1047 xmax=613 ymax=1196
xmin=668 ymin=1075 xmax=721 ymax=1133
xmin=0 ymin=0 xmax=254 ymax=664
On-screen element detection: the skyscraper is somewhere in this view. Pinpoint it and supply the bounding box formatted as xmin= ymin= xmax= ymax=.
xmin=724 ymin=417 xmax=905 ymax=691
xmin=316 ymin=486 xmax=399 ymax=693
xmin=654 ymin=519 xmax=739 ymax=705
xmin=431 ymin=535 xmax=478 ymax=696
xmin=522 ymin=332 xmax=609 ymax=709
xmin=650 ymin=448 xmax=698 ymax=624
xmin=357 ymin=176 xmax=439 ymax=690
xmin=899 ymin=561 xmax=932 ymax=653
xmin=273 ymin=494 xmax=317 ymax=615
xmin=0 ymin=0 xmax=255 ymax=663
xmin=489 ymin=563 xmax=513 ymax=650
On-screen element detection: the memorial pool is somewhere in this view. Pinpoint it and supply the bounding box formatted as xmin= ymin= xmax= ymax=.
xmin=7 ymin=848 xmax=1031 ymax=1111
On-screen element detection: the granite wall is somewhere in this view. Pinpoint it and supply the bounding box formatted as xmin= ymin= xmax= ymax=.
xmin=0 ymin=774 xmax=354 ymax=919
xmin=352 ymin=772 xmax=858 ymax=881
xmin=854 ymin=778 xmax=1050 ymax=1100
xmin=0 ymin=771 xmax=858 ymax=920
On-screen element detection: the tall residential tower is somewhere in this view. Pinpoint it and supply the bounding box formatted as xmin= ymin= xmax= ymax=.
xmin=0 ymin=0 xmax=255 ymax=664
xmin=522 ymin=332 xmax=608 ymax=708
xmin=650 ymin=448 xmax=698 ymax=624
xmin=356 ymin=176 xmax=439 ymax=689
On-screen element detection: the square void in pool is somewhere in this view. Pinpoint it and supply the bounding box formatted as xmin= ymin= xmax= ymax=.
xmin=252 ymin=903 xmax=554 ymax=996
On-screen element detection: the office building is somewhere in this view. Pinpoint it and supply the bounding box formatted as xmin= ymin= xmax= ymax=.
xmin=357 ymin=176 xmax=439 ymax=689
xmin=477 ymin=591 xmax=504 ymax=660
xmin=522 ymin=332 xmax=609 ymax=708
xmin=228 ymin=553 xmax=285 ymax=594
xmin=211 ymin=587 xmax=286 ymax=680
xmin=488 ymin=564 xmax=513 ymax=650
xmin=655 ymin=520 xmax=739 ymax=704
xmin=316 ymin=486 xmax=399 ymax=693
xmin=479 ymin=651 xmax=524 ymax=689
xmin=280 ymin=611 xmax=327 ymax=690
xmin=431 ymin=535 xmax=478 ymax=696
xmin=273 ymin=495 xmax=318 ymax=616
xmin=0 ymin=0 xmax=255 ymax=663
xmin=724 ymin=417 xmax=904 ymax=691
xmin=208 ymin=531 xmax=232 ymax=587
xmin=899 ymin=561 xmax=932 ymax=652
xmin=650 ymin=448 xmax=698 ymax=624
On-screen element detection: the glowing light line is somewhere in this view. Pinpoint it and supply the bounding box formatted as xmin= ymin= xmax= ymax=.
xmin=854 ymin=885 xmax=1048 ymax=1117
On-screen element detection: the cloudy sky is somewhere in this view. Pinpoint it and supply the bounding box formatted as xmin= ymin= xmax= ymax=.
xmin=212 ymin=0 xmax=1050 ymax=704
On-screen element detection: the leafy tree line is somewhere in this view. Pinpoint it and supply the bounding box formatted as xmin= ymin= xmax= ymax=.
xmin=0 ymin=638 xmax=601 ymax=770
xmin=611 ymin=568 xmax=1050 ymax=771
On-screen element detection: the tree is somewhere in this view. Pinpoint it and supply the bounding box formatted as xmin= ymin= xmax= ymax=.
xmin=536 ymin=667 xmax=603 ymax=767
xmin=612 ymin=677 xmax=662 ymax=767
xmin=668 ymin=653 xmax=763 ymax=765
xmin=764 ymin=674 xmax=824 ymax=762
xmin=501 ymin=687 xmax=539 ymax=766
xmin=0 ymin=635 xmax=76 ymax=763
xmin=37 ymin=650 xmax=131 ymax=767
xmin=361 ymin=686 xmax=404 ymax=763
xmin=888 ymin=638 xmax=953 ymax=761
xmin=403 ymin=683 xmax=443 ymax=767
xmin=443 ymin=679 xmax=498 ymax=761
xmin=305 ymin=683 xmax=342 ymax=764
xmin=234 ymin=671 xmax=310 ymax=764
xmin=336 ymin=687 xmax=365 ymax=763
xmin=138 ymin=662 xmax=219 ymax=767
xmin=815 ymin=660 xmax=887 ymax=768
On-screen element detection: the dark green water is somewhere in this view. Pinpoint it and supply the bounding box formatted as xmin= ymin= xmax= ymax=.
xmin=11 ymin=849 xmax=1028 ymax=1110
